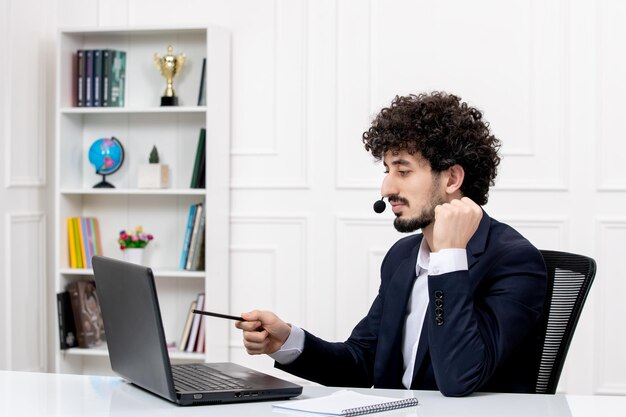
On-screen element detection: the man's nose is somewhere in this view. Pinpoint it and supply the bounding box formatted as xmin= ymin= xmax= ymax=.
xmin=381 ymin=174 xmax=398 ymax=198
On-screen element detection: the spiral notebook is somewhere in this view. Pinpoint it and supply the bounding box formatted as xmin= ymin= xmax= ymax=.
xmin=272 ymin=389 xmax=418 ymax=416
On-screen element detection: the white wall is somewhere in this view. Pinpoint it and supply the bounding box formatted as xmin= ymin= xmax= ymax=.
xmin=1 ymin=0 xmax=625 ymax=395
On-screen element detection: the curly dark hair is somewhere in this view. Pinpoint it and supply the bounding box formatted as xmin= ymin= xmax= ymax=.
xmin=362 ymin=92 xmax=501 ymax=205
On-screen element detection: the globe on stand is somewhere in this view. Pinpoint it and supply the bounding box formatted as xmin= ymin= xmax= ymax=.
xmin=88 ymin=137 xmax=125 ymax=188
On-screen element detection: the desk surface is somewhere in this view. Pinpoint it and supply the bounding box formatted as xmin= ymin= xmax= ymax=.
xmin=1 ymin=370 xmax=625 ymax=416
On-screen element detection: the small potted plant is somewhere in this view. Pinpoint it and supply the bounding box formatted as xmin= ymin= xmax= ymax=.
xmin=118 ymin=226 xmax=154 ymax=265
xmin=138 ymin=145 xmax=169 ymax=188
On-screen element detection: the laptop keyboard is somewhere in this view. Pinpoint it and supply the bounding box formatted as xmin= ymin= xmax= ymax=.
xmin=171 ymin=364 xmax=252 ymax=392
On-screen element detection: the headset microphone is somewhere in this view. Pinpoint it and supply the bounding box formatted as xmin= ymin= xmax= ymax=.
xmin=373 ymin=197 xmax=386 ymax=214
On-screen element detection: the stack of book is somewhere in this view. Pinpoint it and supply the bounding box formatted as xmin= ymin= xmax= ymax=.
xmin=76 ymin=49 xmax=126 ymax=107
xmin=57 ymin=280 xmax=106 ymax=349
xmin=67 ymin=217 xmax=103 ymax=269
xmin=179 ymin=203 xmax=205 ymax=271
xmin=179 ymin=293 xmax=206 ymax=353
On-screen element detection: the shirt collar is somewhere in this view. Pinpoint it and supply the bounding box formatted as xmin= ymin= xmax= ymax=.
xmin=416 ymin=236 xmax=430 ymax=276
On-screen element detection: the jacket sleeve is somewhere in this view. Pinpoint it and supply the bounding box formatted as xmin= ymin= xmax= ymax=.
xmin=427 ymin=241 xmax=547 ymax=396
xmin=274 ymin=294 xmax=383 ymax=387
xmin=273 ymin=238 xmax=412 ymax=387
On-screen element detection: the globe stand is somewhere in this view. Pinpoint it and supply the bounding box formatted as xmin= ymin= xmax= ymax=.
xmin=93 ymin=174 xmax=115 ymax=188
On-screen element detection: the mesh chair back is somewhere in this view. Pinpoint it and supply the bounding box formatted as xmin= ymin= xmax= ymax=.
xmin=535 ymin=250 xmax=596 ymax=394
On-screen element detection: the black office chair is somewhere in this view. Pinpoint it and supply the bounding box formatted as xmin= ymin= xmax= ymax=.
xmin=535 ymin=250 xmax=596 ymax=394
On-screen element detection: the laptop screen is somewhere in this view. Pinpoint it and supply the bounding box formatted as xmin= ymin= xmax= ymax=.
xmin=92 ymin=256 xmax=177 ymax=401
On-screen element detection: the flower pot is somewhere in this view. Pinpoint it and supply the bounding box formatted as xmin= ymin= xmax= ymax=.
xmin=137 ymin=164 xmax=169 ymax=188
xmin=123 ymin=248 xmax=145 ymax=265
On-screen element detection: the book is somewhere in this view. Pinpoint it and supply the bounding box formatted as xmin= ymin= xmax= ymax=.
xmin=76 ymin=217 xmax=87 ymax=269
xmin=189 ymin=213 xmax=205 ymax=271
xmin=101 ymin=49 xmax=112 ymax=107
xmin=185 ymin=293 xmax=205 ymax=352
xmin=57 ymin=291 xmax=78 ymax=349
xmin=185 ymin=203 xmax=204 ymax=270
xmin=190 ymin=128 xmax=206 ymax=188
xmin=90 ymin=217 xmax=103 ymax=256
xmin=85 ymin=50 xmax=94 ymax=107
xmin=110 ymin=50 xmax=126 ymax=107
xmin=193 ymin=233 xmax=205 ymax=272
xmin=66 ymin=280 xmax=106 ymax=348
xmin=197 ymin=57 xmax=206 ymax=106
xmin=92 ymin=49 xmax=102 ymax=107
xmin=194 ymin=310 xmax=206 ymax=353
xmin=80 ymin=217 xmax=93 ymax=269
xmin=85 ymin=217 xmax=96 ymax=262
xmin=67 ymin=217 xmax=77 ymax=268
xmin=272 ymin=389 xmax=419 ymax=416
xmin=179 ymin=204 xmax=197 ymax=269
xmin=76 ymin=50 xmax=86 ymax=107
xmin=196 ymin=141 xmax=206 ymax=188
xmin=72 ymin=217 xmax=84 ymax=269
xmin=179 ymin=300 xmax=197 ymax=351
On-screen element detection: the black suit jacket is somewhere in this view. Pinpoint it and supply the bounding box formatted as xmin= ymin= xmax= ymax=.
xmin=276 ymin=211 xmax=547 ymax=396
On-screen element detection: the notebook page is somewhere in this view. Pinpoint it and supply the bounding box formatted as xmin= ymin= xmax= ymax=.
xmin=272 ymin=389 xmax=418 ymax=416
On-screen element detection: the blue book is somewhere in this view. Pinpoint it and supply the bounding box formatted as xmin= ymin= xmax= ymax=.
xmin=179 ymin=204 xmax=197 ymax=270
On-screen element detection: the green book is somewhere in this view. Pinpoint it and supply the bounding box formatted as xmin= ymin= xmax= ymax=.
xmin=101 ymin=49 xmax=112 ymax=107
xmin=110 ymin=50 xmax=126 ymax=107
xmin=190 ymin=128 xmax=206 ymax=188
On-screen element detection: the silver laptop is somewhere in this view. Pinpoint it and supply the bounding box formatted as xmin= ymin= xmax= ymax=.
xmin=92 ymin=255 xmax=302 ymax=406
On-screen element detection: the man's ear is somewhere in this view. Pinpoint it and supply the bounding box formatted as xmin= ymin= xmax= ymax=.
xmin=445 ymin=164 xmax=465 ymax=194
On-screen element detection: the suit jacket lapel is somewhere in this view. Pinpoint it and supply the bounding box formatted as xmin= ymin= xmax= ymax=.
xmin=466 ymin=209 xmax=490 ymax=269
xmin=374 ymin=236 xmax=421 ymax=388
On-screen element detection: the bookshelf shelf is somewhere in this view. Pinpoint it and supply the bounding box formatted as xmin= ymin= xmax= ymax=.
xmin=60 ymin=268 xmax=206 ymax=278
xmin=60 ymin=106 xmax=207 ymax=114
xmin=54 ymin=26 xmax=231 ymax=375
xmin=60 ymin=188 xmax=206 ymax=196
xmin=63 ymin=345 xmax=205 ymax=361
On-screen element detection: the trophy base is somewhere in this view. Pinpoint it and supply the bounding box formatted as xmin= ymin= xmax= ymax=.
xmin=160 ymin=96 xmax=178 ymax=106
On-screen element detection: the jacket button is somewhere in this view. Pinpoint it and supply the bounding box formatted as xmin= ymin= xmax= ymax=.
xmin=435 ymin=317 xmax=444 ymax=326
xmin=434 ymin=290 xmax=443 ymax=299
xmin=435 ymin=298 xmax=443 ymax=308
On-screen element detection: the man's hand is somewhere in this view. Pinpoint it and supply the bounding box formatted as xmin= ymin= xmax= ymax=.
xmin=234 ymin=310 xmax=291 ymax=355
xmin=432 ymin=197 xmax=482 ymax=252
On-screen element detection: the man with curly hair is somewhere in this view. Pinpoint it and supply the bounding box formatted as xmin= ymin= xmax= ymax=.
xmin=236 ymin=92 xmax=547 ymax=396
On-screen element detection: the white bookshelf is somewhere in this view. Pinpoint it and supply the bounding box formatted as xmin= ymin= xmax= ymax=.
xmin=54 ymin=26 xmax=231 ymax=375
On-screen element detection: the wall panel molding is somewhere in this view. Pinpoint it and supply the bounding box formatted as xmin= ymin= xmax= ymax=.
xmin=5 ymin=0 xmax=46 ymax=188
xmin=498 ymin=217 xmax=569 ymax=251
xmin=335 ymin=216 xmax=399 ymax=338
xmin=596 ymin=1 xmax=626 ymax=191
xmin=4 ymin=212 xmax=46 ymax=371
xmin=594 ymin=219 xmax=626 ymax=394
xmin=336 ymin=0 xmax=569 ymax=191
xmin=230 ymin=214 xmax=309 ymax=321
xmin=230 ymin=0 xmax=309 ymax=190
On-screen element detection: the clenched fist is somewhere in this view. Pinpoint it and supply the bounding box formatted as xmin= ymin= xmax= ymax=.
xmin=431 ymin=197 xmax=482 ymax=252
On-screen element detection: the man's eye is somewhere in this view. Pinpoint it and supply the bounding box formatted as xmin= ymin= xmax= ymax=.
xmin=383 ymin=170 xmax=389 ymax=174
xmin=398 ymin=170 xmax=410 ymax=177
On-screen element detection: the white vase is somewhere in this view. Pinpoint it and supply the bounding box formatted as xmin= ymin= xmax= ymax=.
xmin=123 ymin=248 xmax=145 ymax=265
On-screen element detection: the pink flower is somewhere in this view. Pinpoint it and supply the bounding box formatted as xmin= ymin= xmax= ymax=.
xmin=117 ymin=226 xmax=154 ymax=249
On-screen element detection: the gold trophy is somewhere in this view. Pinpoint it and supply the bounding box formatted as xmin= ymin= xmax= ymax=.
xmin=153 ymin=45 xmax=186 ymax=106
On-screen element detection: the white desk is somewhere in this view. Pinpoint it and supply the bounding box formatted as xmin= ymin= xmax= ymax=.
xmin=1 ymin=370 xmax=624 ymax=416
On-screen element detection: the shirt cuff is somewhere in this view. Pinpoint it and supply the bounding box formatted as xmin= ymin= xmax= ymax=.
xmin=429 ymin=248 xmax=468 ymax=276
xmin=268 ymin=324 xmax=305 ymax=365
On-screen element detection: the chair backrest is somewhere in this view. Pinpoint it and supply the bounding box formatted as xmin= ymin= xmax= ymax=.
xmin=535 ymin=250 xmax=596 ymax=394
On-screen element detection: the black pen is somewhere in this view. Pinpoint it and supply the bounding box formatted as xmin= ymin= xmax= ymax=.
xmin=193 ymin=309 xmax=245 ymax=321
